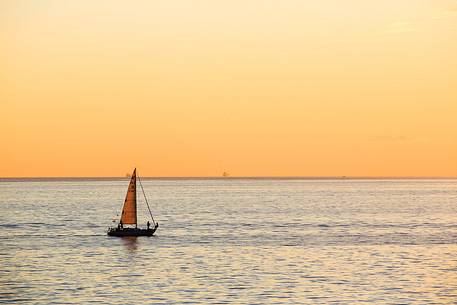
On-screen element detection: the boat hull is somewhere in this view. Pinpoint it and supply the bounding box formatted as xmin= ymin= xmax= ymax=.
xmin=107 ymin=225 xmax=158 ymax=237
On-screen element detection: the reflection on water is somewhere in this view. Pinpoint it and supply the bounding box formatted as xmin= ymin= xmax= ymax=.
xmin=121 ymin=236 xmax=138 ymax=251
xmin=0 ymin=179 xmax=456 ymax=304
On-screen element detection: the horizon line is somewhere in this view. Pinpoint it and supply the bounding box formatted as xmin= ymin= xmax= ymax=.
xmin=1 ymin=175 xmax=457 ymax=181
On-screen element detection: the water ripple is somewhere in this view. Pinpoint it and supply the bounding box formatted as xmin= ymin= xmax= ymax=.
xmin=1 ymin=179 xmax=457 ymax=304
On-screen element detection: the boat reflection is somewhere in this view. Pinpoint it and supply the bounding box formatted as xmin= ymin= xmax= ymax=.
xmin=121 ymin=236 xmax=138 ymax=251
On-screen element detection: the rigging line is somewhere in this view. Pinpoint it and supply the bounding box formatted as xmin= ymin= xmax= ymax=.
xmin=137 ymin=171 xmax=156 ymax=226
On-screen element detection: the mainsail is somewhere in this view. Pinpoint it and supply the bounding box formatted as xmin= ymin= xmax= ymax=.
xmin=120 ymin=168 xmax=137 ymax=225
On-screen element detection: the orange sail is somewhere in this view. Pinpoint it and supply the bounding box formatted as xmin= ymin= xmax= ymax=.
xmin=120 ymin=168 xmax=137 ymax=225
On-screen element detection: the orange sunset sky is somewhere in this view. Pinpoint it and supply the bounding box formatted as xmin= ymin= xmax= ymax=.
xmin=1 ymin=1 xmax=456 ymax=177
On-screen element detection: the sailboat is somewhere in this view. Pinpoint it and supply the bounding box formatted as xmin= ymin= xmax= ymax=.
xmin=107 ymin=168 xmax=159 ymax=237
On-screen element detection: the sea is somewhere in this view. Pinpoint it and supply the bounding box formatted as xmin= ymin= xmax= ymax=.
xmin=1 ymin=179 xmax=456 ymax=304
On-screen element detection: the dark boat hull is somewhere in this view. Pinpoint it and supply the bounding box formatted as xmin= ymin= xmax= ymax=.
xmin=107 ymin=225 xmax=158 ymax=237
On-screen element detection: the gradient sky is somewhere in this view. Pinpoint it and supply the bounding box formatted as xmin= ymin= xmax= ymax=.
xmin=1 ymin=0 xmax=456 ymax=177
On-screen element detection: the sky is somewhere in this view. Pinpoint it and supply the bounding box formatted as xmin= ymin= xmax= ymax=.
xmin=1 ymin=0 xmax=456 ymax=177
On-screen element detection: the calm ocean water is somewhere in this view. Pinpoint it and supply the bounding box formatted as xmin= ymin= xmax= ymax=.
xmin=1 ymin=179 xmax=456 ymax=304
